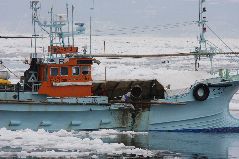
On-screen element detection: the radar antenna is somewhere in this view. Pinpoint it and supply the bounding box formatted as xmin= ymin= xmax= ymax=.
xmin=29 ymin=1 xmax=86 ymax=56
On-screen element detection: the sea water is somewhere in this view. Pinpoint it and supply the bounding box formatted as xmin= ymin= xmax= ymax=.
xmin=101 ymin=111 xmax=239 ymax=159
xmin=0 ymin=111 xmax=238 ymax=158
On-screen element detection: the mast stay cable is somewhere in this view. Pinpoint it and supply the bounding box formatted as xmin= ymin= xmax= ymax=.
xmin=1 ymin=63 xmax=19 ymax=78
xmin=206 ymin=24 xmax=235 ymax=53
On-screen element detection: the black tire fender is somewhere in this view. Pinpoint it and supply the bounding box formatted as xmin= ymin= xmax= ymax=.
xmin=131 ymin=85 xmax=143 ymax=99
xmin=193 ymin=83 xmax=210 ymax=101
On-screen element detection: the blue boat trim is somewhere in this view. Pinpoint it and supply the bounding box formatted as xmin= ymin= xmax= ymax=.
xmin=152 ymin=127 xmax=239 ymax=133
xmin=208 ymin=83 xmax=233 ymax=87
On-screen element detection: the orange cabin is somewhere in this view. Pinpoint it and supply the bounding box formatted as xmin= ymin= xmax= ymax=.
xmin=37 ymin=54 xmax=94 ymax=97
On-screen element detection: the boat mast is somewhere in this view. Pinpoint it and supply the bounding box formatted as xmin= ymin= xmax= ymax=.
xmin=30 ymin=1 xmax=41 ymax=58
xmin=194 ymin=0 xmax=214 ymax=73
xmin=195 ymin=0 xmax=207 ymax=71
xmin=66 ymin=3 xmax=70 ymax=46
xmin=198 ymin=0 xmax=207 ymax=52
xmin=33 ymin=16 xmax=37 ymax=58
xmin=49 ymin=7 xmax=53 ymax=47
xmin=90 ymin=0 xmax=94 ymax=54
xmin=72 ymin=5 xmax=75 ymax=47
xmin=90 ymin=16 xmax=92 ymax=54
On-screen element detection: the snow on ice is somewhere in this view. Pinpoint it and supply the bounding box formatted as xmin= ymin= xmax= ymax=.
xmin=0 ymin=128 xmax=152 ymax=158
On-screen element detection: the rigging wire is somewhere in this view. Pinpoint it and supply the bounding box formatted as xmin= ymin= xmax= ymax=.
xmin=206 ymin=24 xmax=239 ymax=63
xmin=92 ymin=21 xmax=197 ymax=36
xmin=1 ymin=63 xmax=19 ymax=78
xmin=206 ymin=40 xmax=222 ymax=52
xmin=206 ymin=24 xmax=235 ymax=53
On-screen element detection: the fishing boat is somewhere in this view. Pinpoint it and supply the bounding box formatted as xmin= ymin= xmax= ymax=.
xmin=0 ymin=0 xmax=239 ymax=132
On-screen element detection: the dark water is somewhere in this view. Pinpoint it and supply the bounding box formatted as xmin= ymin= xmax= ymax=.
xmin=105 ymin=132 xmax=239 ymax=158
xmin=105 ymin=111 xmax=239 ymax=159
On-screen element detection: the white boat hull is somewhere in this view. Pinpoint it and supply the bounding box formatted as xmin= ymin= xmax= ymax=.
xmin=0 ymin=77 xmax=239 ymax=132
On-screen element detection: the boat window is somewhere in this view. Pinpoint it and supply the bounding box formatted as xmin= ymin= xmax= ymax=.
xmin=61 ymin=67 xmax=68 ymax=76
xmin=50 ymin=67 xmax=58 ymax=76
xmin=72 ymin=66 xmax=80 ymax=76
xmin=82 ymin=66 xmax=90 ymax=75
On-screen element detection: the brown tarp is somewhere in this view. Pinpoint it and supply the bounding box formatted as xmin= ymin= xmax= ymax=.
xmin=93 ymin=80 xmax=165 ymax=100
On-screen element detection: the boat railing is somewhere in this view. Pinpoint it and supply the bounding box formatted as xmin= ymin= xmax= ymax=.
xmin=32 ymin=83 xmax=41 ymax=92
xmin=165 ymin=87 xmax=191 ymax=98
xmin=0 ymin=84 xmax=19 ymax=92
xmin=30 ymin=52 xmax=38 ymax=59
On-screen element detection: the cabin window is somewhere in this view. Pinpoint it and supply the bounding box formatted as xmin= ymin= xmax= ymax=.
xmin=61 ymin=67 xmax=68 ymax=76
xmin=72 ymin=66 xmax=80 ymax=76
xmin=82 ymin=66 xmax=90 ymax=75
xmin=50 ymin=67 xmax=58 ymax=76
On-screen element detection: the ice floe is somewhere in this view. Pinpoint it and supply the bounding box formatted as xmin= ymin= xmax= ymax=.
xmin=0 ymin=128 xmax=153 ymax=158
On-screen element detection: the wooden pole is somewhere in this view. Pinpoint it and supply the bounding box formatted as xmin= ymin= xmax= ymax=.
xmin=103 ymin=41 xmax=106 ymax=54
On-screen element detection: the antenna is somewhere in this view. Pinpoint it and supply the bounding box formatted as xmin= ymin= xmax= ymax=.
xmin=90 ymin=16 xmax=92 ymax=54
xmin=30 ymin=0 xmax=41 ymax=58
xmin=49 ymin=7 xmax=53 ymax=47
xmin=72 ymin=5 xmax=75 ymax=47
xmin=66 ymin=3 xmax=70 ymax=46
xmin=198 ymin=0 xmax=207 ymax=51
xmin=89 ymin=0 xmax=94 ymax=54
xmin=29 ymin=2 xmax=86 ymax=56
xmin=90 ymin=0 xmax=95 ymax=10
